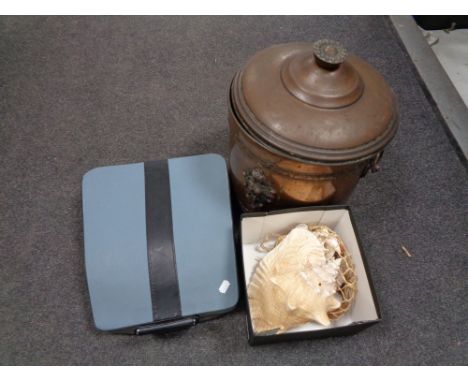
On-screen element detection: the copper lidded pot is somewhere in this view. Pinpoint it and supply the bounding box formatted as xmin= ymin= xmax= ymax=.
xmin=228 ymin=39 xmax=399 ymax=211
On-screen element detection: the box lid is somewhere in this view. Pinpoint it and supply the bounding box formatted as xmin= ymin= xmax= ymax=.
xmin=82 ymin=153 xmax=238 ymax=332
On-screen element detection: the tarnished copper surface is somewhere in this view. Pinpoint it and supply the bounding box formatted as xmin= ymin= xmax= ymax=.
xmin=229 ymin=39 xmax=399 ymax=211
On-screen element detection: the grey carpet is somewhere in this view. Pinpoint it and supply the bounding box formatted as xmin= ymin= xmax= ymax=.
xmin=0 ymin=16 xmax=466 ymax=365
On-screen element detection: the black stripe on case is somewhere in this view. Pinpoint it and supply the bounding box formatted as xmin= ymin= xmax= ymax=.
xmin=144 ymin=160 xmax=181 ymax=321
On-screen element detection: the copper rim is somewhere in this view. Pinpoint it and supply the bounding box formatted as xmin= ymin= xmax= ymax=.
xmin=230 ymin=72 xmax=399 ymax=165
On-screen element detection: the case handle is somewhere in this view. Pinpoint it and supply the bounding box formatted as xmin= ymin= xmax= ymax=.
xmin=135 ymin=317 xmax=198 ymax=335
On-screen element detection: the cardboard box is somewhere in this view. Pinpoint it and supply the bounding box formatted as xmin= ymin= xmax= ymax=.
xmin=240 ymin=206 xmax=381 ymax=345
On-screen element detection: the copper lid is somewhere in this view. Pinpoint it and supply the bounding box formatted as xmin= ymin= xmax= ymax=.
xmin=231 ymin=40 xmax=399 ymax=163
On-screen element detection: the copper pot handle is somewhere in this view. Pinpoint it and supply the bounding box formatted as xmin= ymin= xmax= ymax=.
xmin=361 ymin=152 xmax=384 ymax=178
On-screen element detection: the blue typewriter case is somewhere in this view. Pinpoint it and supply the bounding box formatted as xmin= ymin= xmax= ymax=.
xmin=82 ymin=154 xmax=238 ymax=334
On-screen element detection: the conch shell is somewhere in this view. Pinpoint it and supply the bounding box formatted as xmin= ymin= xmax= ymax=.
xmin=248 ymin=224 xmax=343 ymax=333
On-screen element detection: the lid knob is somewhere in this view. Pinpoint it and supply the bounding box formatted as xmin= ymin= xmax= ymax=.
xmin=312 ymin=39 xmax=347 ymax=68
xmin=280 ymin=39 xmax=363 ymax=108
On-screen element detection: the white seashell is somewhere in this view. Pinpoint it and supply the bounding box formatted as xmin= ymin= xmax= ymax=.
xmin=248 ymin=225 xmax=342 ymax=333
xmin=325 ymin=237 xmax=341 ymax=255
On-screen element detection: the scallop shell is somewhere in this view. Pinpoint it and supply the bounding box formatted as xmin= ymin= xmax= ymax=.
xmin=248 ymin=225 xmax=342 ymax=334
